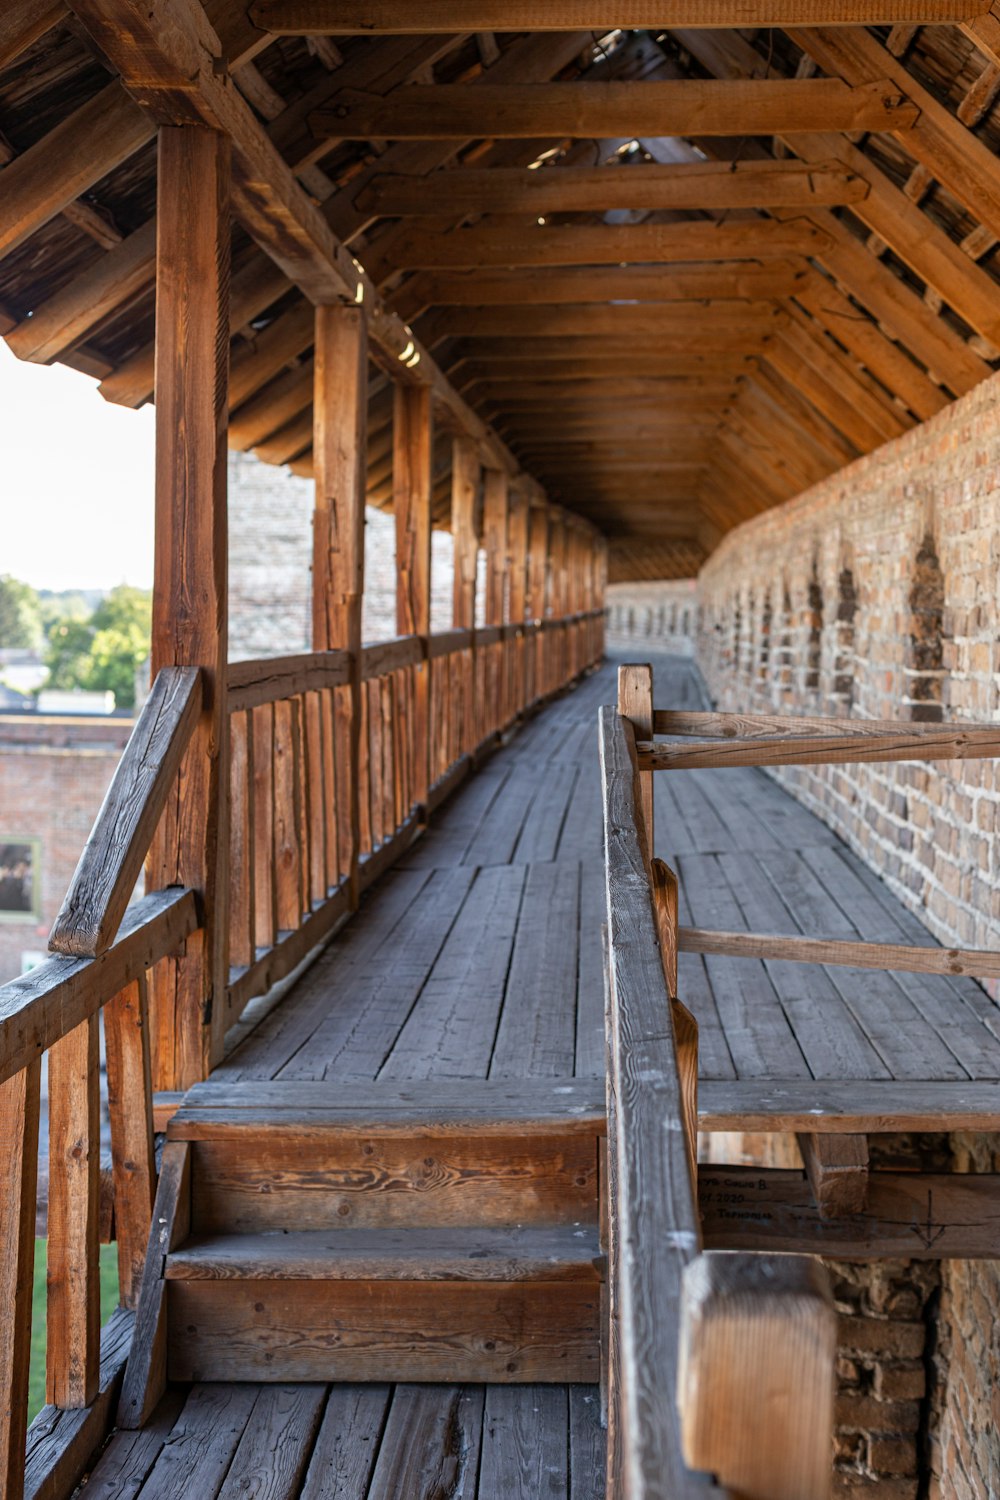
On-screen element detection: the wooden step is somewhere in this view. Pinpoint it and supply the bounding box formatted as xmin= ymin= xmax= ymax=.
xmin=164 ymin=1225 xmax=602 ymax=1385
xmin=165 ymin=1224 xmax=604 ymax=1281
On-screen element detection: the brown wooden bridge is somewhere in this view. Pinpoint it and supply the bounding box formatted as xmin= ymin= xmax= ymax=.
xmin=6 ymin=0 xmax=1000 ymax=1495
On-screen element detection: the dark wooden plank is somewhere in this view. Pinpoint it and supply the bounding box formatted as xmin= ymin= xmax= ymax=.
xmin=479 ymin=1385 xmax=568 ymax=1499
xmin=492 ymin=861 xmax=580 ymax=1079
xmin=715 ymin=850 xmax=889 ymax=1081
xmin=576 ymin=860 xmax=608 ymax=1079
xmin=168 ymin=1281 xmax=600 ymax=1382
xmin=380 ymin=864 xmax=526 ymax=1079
xmin=126 ymin=1383 xmax=258 ymax=1500
xmin=677 ymin=852 xmax=810 ymax=1080
xmin=216 ymin=1384 xmax=326 ymax=1499
xmin=698 ymin=1078 xmax=1000 ymax=1132
xmin=299 ymin=1386 xmax=391 ymax=1500
xmin=512 ymin=761 xmax=580 ymax=864
xmin=166 ymin=1224 xmax=603 ymax=1281
xmin=569 ymin=1386 xmax=606 ymax=1500
xmin=65 ymin=1386 xmax=186 ymax=1500
xmin=49 ymin=667 xmax=202 ymax=957
xmin=367 ymin=1387 xmax=484 ymax=1500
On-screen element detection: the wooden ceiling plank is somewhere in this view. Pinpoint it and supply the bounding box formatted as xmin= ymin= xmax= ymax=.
xmin=357 ymin=159 xmax=870 ymax=216
xmin=250 ymin=0 xmax=990 ymax=32
xmin=763 ymin=328 xmax=906 ymax=452
xmin=0 ymin=0 xmax=67 ymax=70
xmin=393 ymin=262 xmax=810 ymax=319
xmin=390 ymin=219 xmax=830 ymax=269
xmin=791 ymin=25 xmax=1000 ymax=245
xmin=775 ymin=310 xmax=911 ymax=444
xmin=228 ymin=361 xmax=314 ymax=449
xmin=420 ymin=302 xmax=781 ymax=340
xmin=0 ymin=83 xmax=154 ymax=266
xmin=309 ymin=79 xmax=920 ymax=141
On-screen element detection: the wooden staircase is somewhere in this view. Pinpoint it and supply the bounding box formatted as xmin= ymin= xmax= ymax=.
xmin=119 ymin=1082 xmax=606 ymax=1424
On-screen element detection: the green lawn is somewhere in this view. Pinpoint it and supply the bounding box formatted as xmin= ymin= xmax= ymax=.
xmin=28 ymin=1241 xmax=120 ymax=1424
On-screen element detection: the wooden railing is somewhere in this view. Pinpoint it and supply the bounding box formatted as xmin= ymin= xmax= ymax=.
xmin=601 ymin=671 xmax=837 ymax=1500
xmin=226 ymin=611 xmax=605 ymax=1025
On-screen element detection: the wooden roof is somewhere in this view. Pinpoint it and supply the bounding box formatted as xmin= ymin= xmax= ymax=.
xmin=3 ymin=2 xmax=1000 ymax=581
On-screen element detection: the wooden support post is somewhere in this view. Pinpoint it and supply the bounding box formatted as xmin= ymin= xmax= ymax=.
xmin=147 ymin=125 xmax=231 ymax=1089
xmin=617 ymin=663 xmax=654 ymax=862
xmin=798 ymin=1133 xmax=870 ymax=1218
xmin=679 ymin=1251 xmax=836 ymax=1500
xmin=0 ymin=1061 xmax=40 ymax=1500
xmin=482 ymin=467 xmax=509 ymax=626
xmin=527 ymin=504 xmax=549 ymax=703
xmin=104 ymin=974 xmax=156 ymax=1308
xmin=652 ymin=858 xmax=699 ymax=1192
xmin=508 ymin=483 xmax=529 ymax=714
xmin=451 ymin=435 xmax=479 ymax=757
xmin=46 ymin=1015 xmax=100 ymax=1409
xmin=394 ymin=382 xmax=433 ymax=807
xmin=313 ymin=302 xmax=367 ymax=905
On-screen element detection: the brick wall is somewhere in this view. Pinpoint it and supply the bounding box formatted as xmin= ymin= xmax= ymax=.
xmin=606 ymin=578 xmax=697 ymax=655
xmin=692 ymin=368 xmax=1000 ymax=1499
xmin=0 ymin=717 xmax=131 ymax=984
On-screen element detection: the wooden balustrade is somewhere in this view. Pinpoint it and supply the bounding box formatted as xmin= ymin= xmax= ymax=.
xmin=602 ymin=669 xmax=836 ymax=1500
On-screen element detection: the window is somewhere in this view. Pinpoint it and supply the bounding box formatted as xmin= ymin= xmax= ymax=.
xmin=0 ymin=840 xmax=41 ymax=921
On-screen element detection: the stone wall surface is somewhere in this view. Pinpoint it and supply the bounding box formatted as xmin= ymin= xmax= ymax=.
xmin=691 ymin=368 xmax=1000 ymax=1500
xmin=605 ymin=578 xmax=697 ymax=655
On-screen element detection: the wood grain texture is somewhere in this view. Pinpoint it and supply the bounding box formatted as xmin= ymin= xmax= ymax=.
xmin=677 ymin=924 xmax=1000 ymax=978
xmin=0 ymin=1061 xmax=40 ymax=1500
xmin=0 ymin=887 xmax=197 ymax=1090
xmin=228 ymin=652 xmax=351 ymax=711
xmin=643 ymin=724 xmax=1000 ymax=769
xmin=679 ymin=1252 xmax=835 ymax=1500
xmin=310 ymin=79 xmax=918 ymax=139
xmin=104 ymin=976 xmax=156 ymax=1308
xmin=254 ymin=0 xmax=986 ymax=28
xmin=46 ymin=1016 xmax=101 ymax=1408
xmin=798 ymin=1133 xmax=870 ymax=1218
xmin=167 ymin=1278 xmax=600 ymax=1382
xmin=49 ymin=667 xmax=201 ymax=958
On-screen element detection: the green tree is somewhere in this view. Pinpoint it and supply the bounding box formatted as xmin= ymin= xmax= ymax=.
xmin=0 ymin=576 xmax=42 ymax=650
xmin=44 ymin=586 xmax=152 ymax=709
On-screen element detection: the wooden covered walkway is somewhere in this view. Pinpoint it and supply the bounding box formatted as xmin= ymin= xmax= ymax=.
xmin=70 ymin=653 xmax=1000 ymax=1498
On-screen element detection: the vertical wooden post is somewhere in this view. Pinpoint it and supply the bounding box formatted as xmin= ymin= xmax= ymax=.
xmin=46 ymin=1016 xmax=100 ymax=1408
xmin=148 ymin=125 xmax=231 ymax=1089
xmin=0 ymin=1062 xmax=40 ymax=1500
xmin=313 ymin=303 xmax=367 ymax=906
xmin=451 ymin=435 xmax=479 ymax=758
xmin=679 ymin=1251 xmax=836 ymax=1500
xmin=482 ymin=468 xmax=508 ymax=626
xmin=507 ymin=484 xmax=530 ymax=714
xmin=105 ymin=975 xmax=156 ymax=1309
xmin=394 ymin=382 xmax=433 ymax=807
xmin=527 ymin=504 xmax=549 ymax=704
xmin=651 ymin=858 xmax=699 ymax=1191
xmin=617 ymin=664 xmax=654 ymax=862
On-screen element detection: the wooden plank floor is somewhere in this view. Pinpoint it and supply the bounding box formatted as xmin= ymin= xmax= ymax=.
xmin=83 ymin=654 xmax=1000 ymax=1498
xmin=219 ymin=652 xmax=1000 ymax=1088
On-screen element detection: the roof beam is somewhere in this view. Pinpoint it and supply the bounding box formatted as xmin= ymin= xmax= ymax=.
xmin=420 ymin=302 xmax=780 ymax=340
xmin=358 ymin=159 xmax=870 ymax=216
xmin=310 ymin=79 xmax=919 ymax=141
xmin=389 ymin=219 xmax=830 ymax=270
xmin=250 ymin=0 xmax=990 ymax=32
xmin=1 ymin=0 xmax=66 ymax=69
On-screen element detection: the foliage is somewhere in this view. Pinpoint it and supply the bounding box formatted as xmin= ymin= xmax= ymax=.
xmin=45 ymin=585 xmax=152 ymax=708
xmin=0 ymin=575 xmax=43 ymax=651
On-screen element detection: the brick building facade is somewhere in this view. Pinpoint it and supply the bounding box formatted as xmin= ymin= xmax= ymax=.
xmin=693 ymin=366 xmax=1000 ymax=1499
xmin=0 ymin=715 xmax=132 ymax=984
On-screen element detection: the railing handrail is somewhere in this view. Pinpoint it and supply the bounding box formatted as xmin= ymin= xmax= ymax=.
xmin=48 ymin=666 xmax=202 ymax=958
xmin=599 ymin=702 xmax=712 ymax=1500
xmin=0 ymin=886 xmax=198 ymax=1090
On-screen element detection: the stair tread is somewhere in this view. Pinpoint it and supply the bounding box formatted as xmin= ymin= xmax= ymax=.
xmin=169 ymin=1079 xmax=605 ymax=1140
xmin=166 ymin=1224 xmax=604 ymax=1282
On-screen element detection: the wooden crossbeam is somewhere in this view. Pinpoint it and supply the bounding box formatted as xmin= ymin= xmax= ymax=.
xmin=1 ymin=0 xmax=66 ymax=70
xmin=251 ymin=0 xmax=990 ymax=31
xmin=358 ymin=159 xmax=870 ymax=215
xmin=389 ymin=219 xmax=829 ymax=269
xmin=676 ymin=924 xmax=1000 ymax=979
xmin=700 ymin=1166 xmax=1000 ymax=1259
xmin=641 ymin=722 xmax=1000 ymax=769
xmin=310 ymin=79 xmax=919 ymax=140
xmin=425 ymin=304 xmax=779 ymax=340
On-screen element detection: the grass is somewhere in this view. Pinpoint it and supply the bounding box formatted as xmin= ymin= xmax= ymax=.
xmin=28 ymin=1240 xmax=121 ymax=1425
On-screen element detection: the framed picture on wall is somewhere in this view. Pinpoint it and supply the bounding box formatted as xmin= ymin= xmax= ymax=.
xmin=0 ymin=839 xmax=41 ymax=921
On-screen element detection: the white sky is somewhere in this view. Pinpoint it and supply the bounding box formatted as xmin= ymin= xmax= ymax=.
xmin=0 ymin=340 xmax=155 ymax=593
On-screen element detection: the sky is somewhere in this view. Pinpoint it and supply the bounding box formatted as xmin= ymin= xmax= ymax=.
xmin=1 ymin=340 xmax=155 ymax=593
